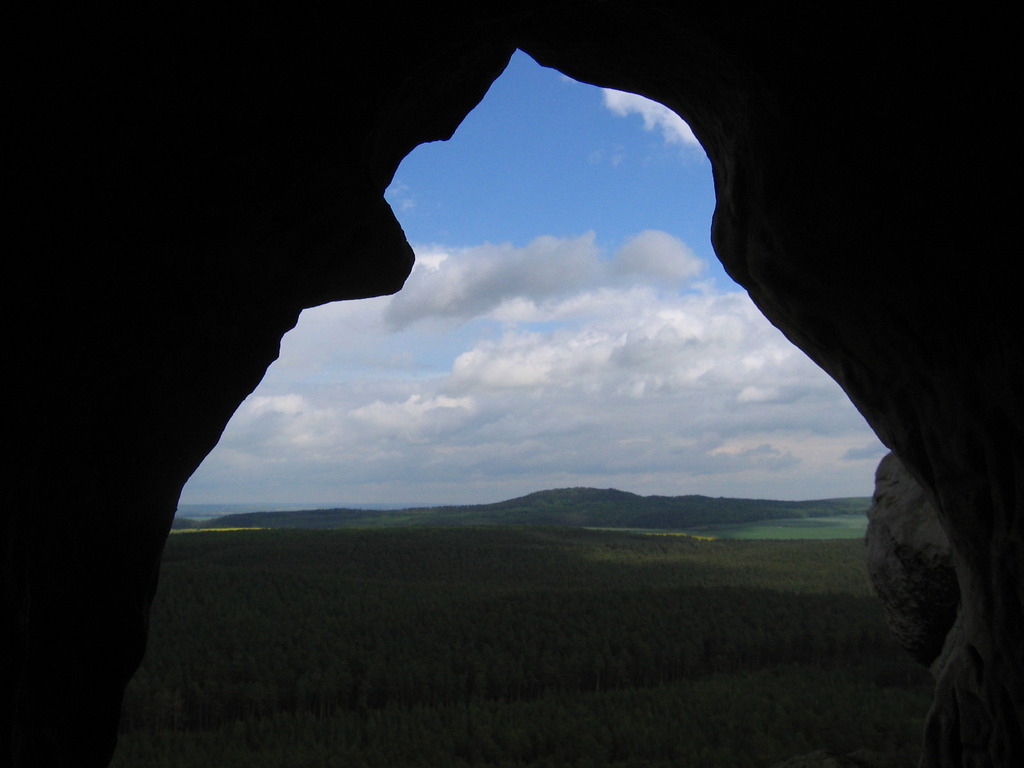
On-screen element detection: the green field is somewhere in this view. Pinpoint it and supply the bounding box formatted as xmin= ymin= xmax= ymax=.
xmin=681 ymin=514 xmax=869 ymax=540
xmin=112 ymin=527 xmax=927 ymax=768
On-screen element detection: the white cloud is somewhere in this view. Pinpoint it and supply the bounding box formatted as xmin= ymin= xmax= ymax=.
xmin=246 ymin=394 xmax=306 ymax=416
xmin=349 ymin=394 xmax=476 ymax=435
xmin=384 ymin=234 xmax=604 ymax=330
xmin=384 ymin=180 xmax=416 ymax=212
xmin=384 ymin=231 xmax=705 ymax=331
xmin=613 ymin=230 xmax=704 ymax=283
xmin=601 ymin=90 xmax=701 ymax=149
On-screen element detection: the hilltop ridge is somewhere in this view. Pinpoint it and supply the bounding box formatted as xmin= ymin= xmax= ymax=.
xmin=173 ymin=487 xmax=869 ymax=531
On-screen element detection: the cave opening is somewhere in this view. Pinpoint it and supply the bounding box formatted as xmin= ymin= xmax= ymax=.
xmin=111 ymin=49 xmax=941 ymax=768
xmin=178 ymin=50 xmax=884 ymax=512
xmin=11 ymin=9 xmax=1020 ymax=766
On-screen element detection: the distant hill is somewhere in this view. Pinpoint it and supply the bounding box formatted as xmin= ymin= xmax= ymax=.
xmin=173 ymin=487 xmax=870 ymax=531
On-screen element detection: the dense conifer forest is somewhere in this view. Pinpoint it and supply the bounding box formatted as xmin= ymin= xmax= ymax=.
xmin=112 ymin=527 xmax=931 ymax=767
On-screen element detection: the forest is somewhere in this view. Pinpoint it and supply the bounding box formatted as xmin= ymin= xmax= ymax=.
xmin=111 ymin=526 xmax=931 ymax=767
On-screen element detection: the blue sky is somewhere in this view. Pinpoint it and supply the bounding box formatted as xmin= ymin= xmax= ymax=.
xmin=179 ymin=51 xmax=886 ymax=508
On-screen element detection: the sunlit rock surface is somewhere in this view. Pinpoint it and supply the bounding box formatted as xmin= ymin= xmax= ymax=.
xmin=866 ymin=453 xmax=960 ymax=667
xmin=7 ymin=4 xmax=1021 ymax=766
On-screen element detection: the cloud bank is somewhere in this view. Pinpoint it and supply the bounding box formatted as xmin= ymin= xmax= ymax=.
xmin=182 ymin=232 xmax=886 ymax=506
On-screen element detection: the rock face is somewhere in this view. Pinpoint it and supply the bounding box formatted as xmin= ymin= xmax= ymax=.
xmin=6 ymin=4 xmax=1021 ymax=767
xmin=866 ymin=453 xmax=960 ymax=667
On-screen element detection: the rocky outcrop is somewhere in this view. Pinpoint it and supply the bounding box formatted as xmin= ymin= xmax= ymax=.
xmin=7 ymin=4 xmax=1021 ymax=767
xmin=866 ymin=453 xmax=960 ymax=667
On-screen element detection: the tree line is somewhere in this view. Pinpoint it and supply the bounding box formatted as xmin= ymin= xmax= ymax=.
xmin=173 ymin=488 xmax=870 ymax=531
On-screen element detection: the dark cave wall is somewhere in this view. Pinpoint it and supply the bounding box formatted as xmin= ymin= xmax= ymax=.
xmin=7 ymin=4 xmax=1021 ymax=766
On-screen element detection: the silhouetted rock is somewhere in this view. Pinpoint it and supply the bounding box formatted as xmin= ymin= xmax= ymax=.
xmin=866 ymin=453 xmax=959 ymax=666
